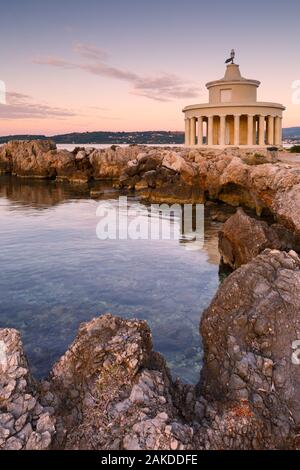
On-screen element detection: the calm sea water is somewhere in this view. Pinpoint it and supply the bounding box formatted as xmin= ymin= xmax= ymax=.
xmin=55 ymin=143 xmax=294 ymax=152
xmin=0 ymin=176 xmax=226 ymax=383
xmin=56 ymin=143 xmax=183 ymax=152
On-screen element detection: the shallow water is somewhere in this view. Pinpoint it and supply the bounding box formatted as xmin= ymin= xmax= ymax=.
xmin=56 ymin=143 xmax=184 ymax=152
xmin=0 ymin=176 xmax=227 ymax=383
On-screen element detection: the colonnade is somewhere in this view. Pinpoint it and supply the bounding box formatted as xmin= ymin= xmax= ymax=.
xmin=185 ymin=114 xmax=282 ymax=146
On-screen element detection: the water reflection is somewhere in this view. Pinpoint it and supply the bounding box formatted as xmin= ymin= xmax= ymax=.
xmin=0 ymin=176 xmax=232 ymax=383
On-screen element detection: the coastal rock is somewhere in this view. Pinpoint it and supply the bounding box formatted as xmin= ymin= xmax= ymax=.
xmin=0 ymin=329 xmax=56 ymax=450
xmin=162 ymin=151 xmax=197 ymax=185
xmin=3 ymin=142 xmax=300 ymax=241
xmin=120 ymin=149 xmax=203 ymax=203
xmin=219 ymin=208 xmax=281 ymax=268
xmin=44 ymin=314 xmax=193 ymax=450
xmin=55 ymin=149 xmax=93 ymax=184
xmin=200 ymin=249 xmax=300 ymax=449
xmin=0 ymin=140 xmax=57 ymax=178
xmin=89 ymin=146 xmax=143 ymax=180
xmin=3 ymin=281 xmax=300 ymax=451
xmin=219 ymin=208 xmax=300 ymax=269
xmin=193 ymin=150 xmax=300 ymax=240
xmin=0 ymin=140 xmax=143 ymax=184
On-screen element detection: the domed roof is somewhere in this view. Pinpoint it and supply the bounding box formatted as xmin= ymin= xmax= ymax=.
xmin=206 ymin=64 xmax=260 ymax=89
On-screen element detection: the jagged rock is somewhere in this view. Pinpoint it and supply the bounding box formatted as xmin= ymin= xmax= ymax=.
xmin=0 ymin=140 xmax=57 ymax=178
xmin=75 ymin=150 xmax=87 ymax=161
xmin=45 ymin=314 xmax=193 ymax=450
xmin=2 ymin=142 xmax=300 ymax=240
xmin=2 ymin=279 xmax=300 ymax=451
xmin=0 ymin=140 xmax=142 ymax=184
xmin=89 ymin=146 xmax=143 ymax=180
xmin=119 ymin=149 xmax=203 ymax=203
xmin=162 ymin=151 xmax=196 ymax=185
xmin=219 ymin=208 xmax=282 ymax=268
xmin=4 ymin=436 xmax=23 ymax=450
xmin=199 ymin=249 xmax=300 ymax=449
xmin=55 ymin=149 xmax=92 ymax=184
xmin=219 ymin=208 xmax=300 ymax=269
xmin=0 ymin=329 xmax=56 ymax=450
xmin=271 ymin=223 xmax=300 ymax=252
xmin=25 ymin=431 xmax=52 ymax=450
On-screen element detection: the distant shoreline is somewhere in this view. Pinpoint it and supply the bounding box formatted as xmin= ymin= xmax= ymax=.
xmin=0 ymin=129 xmax=300 ymax=146
xmin=0 ymin=131 xmax=185 ymax=146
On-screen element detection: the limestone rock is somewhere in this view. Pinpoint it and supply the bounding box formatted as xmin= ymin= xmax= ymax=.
xmin=46 ymin=314 xmax=193 ymax=450
xmin=0 ymin=329 xmax=56 ymax=450
xmin=219 ymin=208 xmax=281 ymax=268
xmin=3 ymin=142 xmax=300 ymax=242
xmin=89 ymin=146 xmax=143 ymax=180
xmin=0 ymin=140 xmax=57 ymax=178
xmin=200 ymin=249 xmax=300 ymax=449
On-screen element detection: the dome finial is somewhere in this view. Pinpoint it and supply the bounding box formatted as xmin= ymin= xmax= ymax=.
xmin=225 ymin=49 xmax=235 ymax=64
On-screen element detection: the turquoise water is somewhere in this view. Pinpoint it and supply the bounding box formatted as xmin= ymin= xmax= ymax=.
xmin=0 ymin=176 xmax=224 ymax=383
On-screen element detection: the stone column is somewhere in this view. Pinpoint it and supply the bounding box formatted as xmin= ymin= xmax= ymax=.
xmin=220 ymin=115 xmax=226 ymax=146
xmin=185 ymin=118 xmax=190 ymax=146
xmin=274 ymin=116 xmax=282 ymax=146
xmin=234 ymin=114 xmax=240 ymax=146
xmin=207 ymin=116 xmax=214 ymax=146
xmin=197 ymin=116 xmax=203 ymax=145
xmin=267 ymin=115 xmax=275 ymax=145
xmin=258 ymin=115 xmax=265 ymax=146
xmin=190 ymin=117 xmax=196 ymax=146
xmin=247 ymin=114 xmax=254 ymax=146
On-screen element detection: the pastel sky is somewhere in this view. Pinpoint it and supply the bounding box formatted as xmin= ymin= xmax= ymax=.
xmin=1 ymin=0 xmax=300 ymax=135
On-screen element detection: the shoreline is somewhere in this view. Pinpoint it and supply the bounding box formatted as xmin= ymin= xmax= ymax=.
xmin=2 ymin=140 xmax=300 ymax=449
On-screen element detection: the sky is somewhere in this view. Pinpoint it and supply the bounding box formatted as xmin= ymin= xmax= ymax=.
xmin=0 ymin=0 xmax=300 ymax=135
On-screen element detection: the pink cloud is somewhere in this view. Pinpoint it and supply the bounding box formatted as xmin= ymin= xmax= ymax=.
xmin=33 ymin=43 xmax=200 ymax=102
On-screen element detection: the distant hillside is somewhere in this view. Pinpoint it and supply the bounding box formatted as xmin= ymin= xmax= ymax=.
xmin=0 ymin=128 xmax=299 ymax=145
xmin=0 ymin=134 xmax=47 ymax=144
xmin=0 ymin=131 xmax=184 ymax=145
xmin=282 ymin=128 xmax=300 ymax=139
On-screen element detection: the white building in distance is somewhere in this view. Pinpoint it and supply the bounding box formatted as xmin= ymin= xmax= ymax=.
xmin=183 ymin=58 xmax=285 ymax=148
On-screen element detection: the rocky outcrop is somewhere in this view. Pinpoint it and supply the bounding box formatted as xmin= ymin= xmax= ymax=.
xmin=89 ymin=146 xmax=141 ymax=180
xmin=43 ymin=314 xmax=195 ymax=450
xmin=119 ymin=149 xmax=203 ymax=203
xmin=0 ymin=140 xmax=57 ymax=178
xmin=0 ymin=141 xmax=143 ymax=184
xmin=0 ymin=315 xmax=197 ymax=451
xmin=3 ymin=249 xmax=300 ymax=451
xmin=3 ymin=142 xmax=300 ymax=450
xmin=200 ymin=249 xmax=300 ymax=449
xmin=118 ymin=146 xmax=300 ymax=243
xmin=2 ymin=141 xmax=300 ymax=240
xmin=219 ymin=208 xmax=280 ymax=269
xmin=0 ymin=329 xmax=56 ymax=450
xmin=219 ymin=208 xmax=300 ymax=269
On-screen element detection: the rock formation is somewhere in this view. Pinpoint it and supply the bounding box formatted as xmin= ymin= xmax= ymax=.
xmin=45 ymin=314 xmax=198 ymax=450
xmin=119 ymin=147 xmax=300 ymax=243
xmin=219 ymin=208 xmax=300 ymax=269
xmin=0 ymin=315 xmax=196 ymax=451
xmin=0 ymin=140 xmax=143 ymax=184
xmin=2 ymin=141 xmax=300 ymax=449
xmin=2 ymin=140 xmax=300 ymax=242
xmin=200 ymin=249 xmax=300 ymax=449
xmin=219 ymin=207 xmax=280 ymax=269
xmin=0 ymin=329 xmax=56 ymax=450
xmin=2 ymin=250 xmax=300 ymax=451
